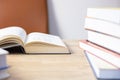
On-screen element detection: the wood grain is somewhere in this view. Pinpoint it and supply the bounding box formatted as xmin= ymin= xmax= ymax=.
xmin=0 ymin=0 xmax=48 ymax=33
xmin=6 ymin=40 xmax=96 ymax=80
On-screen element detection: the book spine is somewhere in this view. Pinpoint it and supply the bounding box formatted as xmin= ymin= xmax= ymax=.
xmin=79 ymin=40 xmax=120 ymax=68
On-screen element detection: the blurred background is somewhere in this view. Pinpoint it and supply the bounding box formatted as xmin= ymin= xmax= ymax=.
xmin=47 ymin=0 xmax=120 ymax=39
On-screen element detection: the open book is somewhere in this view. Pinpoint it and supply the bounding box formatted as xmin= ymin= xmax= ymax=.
xmin=0 ymin=26 xmax=70 ymax=54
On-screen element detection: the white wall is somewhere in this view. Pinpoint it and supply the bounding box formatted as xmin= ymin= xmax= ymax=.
xmin=47 ymin=0 xmax=120 ymax=39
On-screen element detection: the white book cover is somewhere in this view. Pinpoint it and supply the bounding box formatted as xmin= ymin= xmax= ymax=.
xmin=0 ymin=69 xmax=10 ymax=80
xmin=85 ymin=51 xmax=120 ymax=79
xmin=87 ymin=8 xmax=120 ymax=24
xmin=79 ymin=40 xmax=120 ymax=68
xmin=0 ymin=49 xmax=8 ymax=69
xmin=85 ymin=18 xmax=120 ymax=38
xmin=88 ymin=30 xmax=120 ymax=54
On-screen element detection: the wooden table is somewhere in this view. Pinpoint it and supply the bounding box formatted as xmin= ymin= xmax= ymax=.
xmin=6 ymin=40 xmax=96 ymax=80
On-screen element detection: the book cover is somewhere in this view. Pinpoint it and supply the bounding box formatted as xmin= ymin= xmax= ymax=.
xmin=85 ymin=51 xmax=120 ymax=79
xmin=3 ymin=44 xmax=25 ymax=53
xmin=0 ymin=49 xmax=8 ymax=69
xmin=0 ymin=69 xmax=10 ymax=80
xmin=0 ymin=27 xmax=70 ymax=54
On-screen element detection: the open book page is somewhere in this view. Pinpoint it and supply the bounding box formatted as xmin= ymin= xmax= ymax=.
xmin=25 ymin=32 xmax=66 ymax=47
xmin=0 ymin=26 xmax=27 ymax=43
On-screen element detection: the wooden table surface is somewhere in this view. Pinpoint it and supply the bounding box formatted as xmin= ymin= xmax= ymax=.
xmin=6 ymin=40 xmax=96 ymax=80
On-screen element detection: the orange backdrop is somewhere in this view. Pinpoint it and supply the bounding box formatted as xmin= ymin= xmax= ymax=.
xmin=0 ymin=0 xmax=48 ymax=33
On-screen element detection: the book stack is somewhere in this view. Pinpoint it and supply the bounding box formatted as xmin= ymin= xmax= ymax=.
xmin=0 ymin=49 xmax=10 ymax=79
xmin=79 ymin=8 xmax=120 ymax=80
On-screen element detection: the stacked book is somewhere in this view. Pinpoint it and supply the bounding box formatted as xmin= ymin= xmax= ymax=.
xmin=79 ymin=8 xmax=120 ymax=80
xmin=0 ymin=49 xmax=10 ymax=79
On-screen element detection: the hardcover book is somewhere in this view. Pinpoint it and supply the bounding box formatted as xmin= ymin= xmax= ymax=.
xmin=0 ymin=49 xmax=8 ymax=69
xmin=0 ymin=26 xmax=70 ymax=54
xmin=87 ymin=8 xmax=120 ymax=24
xmin=0 ymin=49 xmax=9 ymax=80
xmin=0 ymin=69 xmax=10 ymax=80
xmin=79 ymin=40 xmax=120 ymax=68
xmin=85 ymin=51 xmax=120 ymax=79
xmin=85 ymin=17 xmax=120 ymax=38
xmin=87 ymin=30 xmax=120 ymax=53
